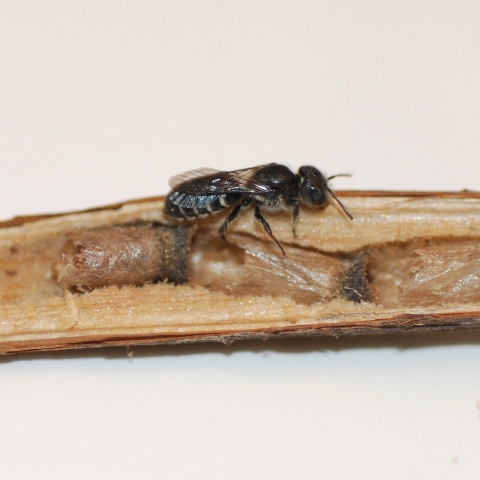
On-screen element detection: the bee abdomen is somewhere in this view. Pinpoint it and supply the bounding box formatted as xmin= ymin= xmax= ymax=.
xmin=165 ymin=192 xmax=239 ymax=219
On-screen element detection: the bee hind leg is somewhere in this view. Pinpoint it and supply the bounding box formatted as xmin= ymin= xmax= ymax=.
xmin=254 ymin=205 xmax=286 ymax=256
xmin=218 ymin=198 xmax=252 ymax=242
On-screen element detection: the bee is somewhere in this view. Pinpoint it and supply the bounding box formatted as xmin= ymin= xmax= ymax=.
xmin=164 ymin=163 xmax=353 ymax=256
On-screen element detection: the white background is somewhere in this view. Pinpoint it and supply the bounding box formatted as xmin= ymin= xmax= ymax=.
xmin=1 ymin=1 xmax=480 ymax=478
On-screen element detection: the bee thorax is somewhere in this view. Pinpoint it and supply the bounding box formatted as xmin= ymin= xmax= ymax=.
xmin=254 ymin=195 xmax=295 ymax=212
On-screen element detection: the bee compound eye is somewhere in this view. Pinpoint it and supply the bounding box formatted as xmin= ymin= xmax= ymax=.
xmin=310 ymin=187 xmax=326 ymax=205
xmin=300 ymin=183 xmax=327 ymax=206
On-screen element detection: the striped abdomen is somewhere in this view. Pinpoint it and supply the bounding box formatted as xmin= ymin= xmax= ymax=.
xmin=165 ymin=192 xmax=241 ymax=219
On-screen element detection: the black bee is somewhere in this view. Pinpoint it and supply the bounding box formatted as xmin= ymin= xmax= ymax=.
xmin=164 ymin=163 xmax=353 ymax=256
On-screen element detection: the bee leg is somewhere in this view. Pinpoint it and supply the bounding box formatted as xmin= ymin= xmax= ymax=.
xmin=218 ymin=198 xmax=252 ymax=242
xmin=254 ymin=205 xmax=286 ymax=256
xmin=291 ymin=202 xmax=300 ymax=237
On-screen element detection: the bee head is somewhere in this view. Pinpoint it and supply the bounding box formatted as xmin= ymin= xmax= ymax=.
xmin=298 ymin=166 xmax=353 ymax=219
xmin=298 ymin=166 xmax=329 ymax=206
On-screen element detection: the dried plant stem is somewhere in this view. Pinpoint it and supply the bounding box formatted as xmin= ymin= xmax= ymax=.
xmin=0 ymin=191 xmax=479 ymax=354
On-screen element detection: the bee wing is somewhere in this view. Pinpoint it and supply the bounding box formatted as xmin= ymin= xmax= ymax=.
xmin=224 ymin=166 xmax=272 ymax=194
xmin=169 ymin=165 xmax=274 ymax=195
xmin=168 ymin=168 xmax=219 ymax=189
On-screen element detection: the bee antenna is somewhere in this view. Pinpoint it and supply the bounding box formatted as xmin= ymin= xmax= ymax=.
xmin=327 ymin=173 xmax=352 ymax=181
xmin=326 ymin=187 xmax=353 ymax=220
